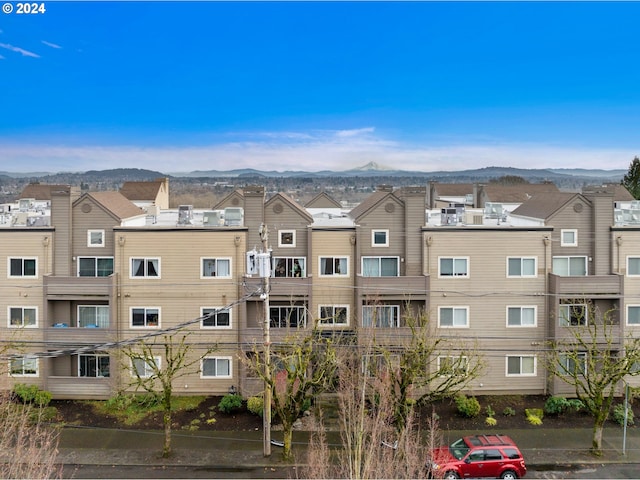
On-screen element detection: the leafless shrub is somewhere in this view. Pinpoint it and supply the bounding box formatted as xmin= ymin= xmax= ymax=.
xmin=0 ymin=392 xmax=61 ymax=479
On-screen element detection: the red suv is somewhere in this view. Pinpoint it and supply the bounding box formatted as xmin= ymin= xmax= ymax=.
xmin=429 ymin=434 xmax=526 ymax=479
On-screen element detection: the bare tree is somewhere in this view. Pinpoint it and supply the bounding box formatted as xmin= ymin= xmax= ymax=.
xmin=303 ymin=344 xmax=440 ymax=479
xmin=245 ymin=325 xmax=338 ymax=460
xmin=0 ymin=392 xmax=61 ymax=479
xmin=121 ymin=332 xmax=216 ymax=458
xmin=546 ymin=303 xmax=640 ymax=455
xmin=371 ymin=308 xmax=484 ymax=431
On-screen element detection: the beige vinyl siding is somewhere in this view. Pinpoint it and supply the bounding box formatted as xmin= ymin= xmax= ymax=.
xmin=72 ymin=197 xmax=118 ymax=263
xmin=547 ymin=198 xmax=593 ymax=273
xmin=311 ymin=229 xmax=355 ymax=327
xmin=425 ymin=228 xmax=549 ymax=393
xmin=265 ymin=201 xmax=310 ymax=259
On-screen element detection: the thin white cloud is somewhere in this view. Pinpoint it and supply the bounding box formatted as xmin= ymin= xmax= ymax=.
xmin=335 ymin=127 xmax=376 ymax=138
xmin=0 ymin=54 xmax=4 ymax=60
xmin=41 ymin=40 xmax=62 ymax=49
xmin=0 ymin=129 xmax=635 ymax=174
xmin=0 ymin=43 xmax=39 ymax=58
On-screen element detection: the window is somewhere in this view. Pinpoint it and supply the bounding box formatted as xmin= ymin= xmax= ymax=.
xmin=278 ymin=230 xmax=296 ymax=248
xmin=131 ymin=357 xmax=160 ymax=378
xmin=8 ymin=258 xmax=36 ymax=278
xmin=628 ymin=305 xmax=640 ymax=326
xmin=507 ymin=257 xmax=537 ymax=277
xmin=10 ymin=357 xmax=38 ymax=377
xmin=131 ymin=307 xmax=160 ymax=328
xmin=270 ymin=305 xmax=306 ymax=328
xmin=78 ymin=257 xmax=114 ymax=277
xmin=507 ymin=306 xmax=536 ymax=327
xmin=371 ymin=230 xmax=389 ymax=247
xmin=362 ymin=305 xmax=400 ymax=328
xmin=201 ymin=258 xmax=231 ymax=278
xmin=560 ymin=353 xmax=586 ymax=376
xmin=201 ymin=307 xmax=231 ymax=328
xmin=437 ymin=356 xmax=469 ymax=376
xmin=87 ymin=230 xmax=105 ymax=247
xmin=319 ymin=256 xmax=348 ymax=276
xmin=506 ymin=355 xmax=536 ymax=376
xmin=552 ymin=256 xmax=587 ymax=276
xmin=201 ymin=357 xmax=232 ymax=378
xmin=78 ymin=305 xmax=109 ymax=328
xmin=273 ymin=257 xmax=305 ymax=278
xmin=559 ymin=303 xmax=587 ymax=326
xmin=362 ymin=354 xmax=399 ymax=377
xmin=319 ymin=305 xmax=348 ymax=325
xmin=438 ymin=307 xmax=469 ymax=328
xmin=561 ymin=229 xmax=578 ymax=247
xmin=628 ymin=257 xmax=640 ymax=276
xmin=439 ymin=257 xmax=469 ymax=277
xmin=131 ymin=258 xmax=160 ymax=278
xmin=79 ymin=353 xmax=110 ymax=377
xmin=361 ymin=257 xmax=399 ymax=277
xmin=8 ymin=307 xmax=37 ymax=327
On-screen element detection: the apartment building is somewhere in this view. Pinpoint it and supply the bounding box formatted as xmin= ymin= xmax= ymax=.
xmin=0 ymin=181 xmax=638 ymax=400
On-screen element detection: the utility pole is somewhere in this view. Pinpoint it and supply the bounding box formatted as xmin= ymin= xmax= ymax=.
xmin=258 ymin=223 xmax=272 ymax=457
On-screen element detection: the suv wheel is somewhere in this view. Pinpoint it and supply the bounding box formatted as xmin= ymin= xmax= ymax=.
xmin=444 ymin=471 xmax=460 ymax=480
xmin=500 ymin=470 xmax=517 ymax=480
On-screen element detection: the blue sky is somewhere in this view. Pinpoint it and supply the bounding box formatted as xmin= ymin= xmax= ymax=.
xmin=1 ymin=1 xmax=639 ymax=174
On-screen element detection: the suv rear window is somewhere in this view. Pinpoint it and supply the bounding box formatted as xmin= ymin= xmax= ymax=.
xmin=503 ymin=448 xmax=521 ymax=459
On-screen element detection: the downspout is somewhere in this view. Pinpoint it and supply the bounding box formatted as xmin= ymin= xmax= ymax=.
xmin=543 ymin=234 xmax=551 ymax=396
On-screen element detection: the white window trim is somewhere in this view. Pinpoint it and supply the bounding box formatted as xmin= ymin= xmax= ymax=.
xmin=558 ymin=303 xmax=588 ymax=327
xmin=561 ymin=229 xmax=578 ymax=247
xmin=506 ymin=305 xmax=537 ymax=328
xmin=278 ymin=230 xmax=296 ymax=248
xmin=77 ymin=256 xmax=114 ymax=277
xmin=130 ymin=257 xmax=161 ymax=279
xmin=361 ymin=256 xmax=400 ymax=277
xmin=438 ymin=256 xmax=470 ymax=278
xmin=362 ymin=304 xmax=400 ymax=328
xmin=201 ymin=356 xmax=233 ymax=379
xmin=78 ymin=353 xmax=110 ymax=378
xmin=318 ymin=256 xmax=349 ymax=277
xmin=437 ymin=306 xmax=470 ymax=328
xmin=7 ymin=306 xmax=38 ymax=328
xmin=437 ymin=355 xmax=469 ymax=377
xmin=9 ymin=357 xmax=39 ymax=377
xmin=200 ymin=307 xmax=232 ymax=330
xmin=200 ymin=257 xmax=232 ymax=279
xmin=272 ymin=256 xmax=306 ymax=278
xmin=130 ymin=356 xmax=161 ymax=378
xmin=318 ymin=305 xmax=350 ymax=326
xmin=269 ymin=305 xmax=307 ymax=328
xmin=506 ymin=355 xmax=537 ymax=377
xmin=627 ymin=256 xmax=640 ymax=277
xmin=130 ymin=307 xmax=161 ymax=329
xmin=371 ymin=229 xmax=389 ymax=247
xmin=7 ymin=257 xmax=38 ymax=279
xmin=77 ymin=304 xmax=109 ymax=328
xmin=627 ymin=305 xmax=640 ymax=326
xmin=506 ymin=257 xmax=538 ymax=278
xmin=87 ymin=229 xmax=105 ymax=248
xmin=552 ymin=256 xmax=588 ymax=276
xmin=560 ymin=352 xmax=587 ymax=376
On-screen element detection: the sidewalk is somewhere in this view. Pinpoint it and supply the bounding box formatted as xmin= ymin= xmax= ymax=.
xmin=57 ymin=425 xmax=640 ymax=469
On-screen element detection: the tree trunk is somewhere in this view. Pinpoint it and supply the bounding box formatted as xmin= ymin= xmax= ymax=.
xmin=282 ymin=422 xmax=293 ymax=460
xmin=162 ymin=391 xmax=172 ymax=458
xmin=591 ymin=414 xmax=606 ymax=456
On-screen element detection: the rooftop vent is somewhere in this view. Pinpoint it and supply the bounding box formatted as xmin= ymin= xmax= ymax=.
xmin=224 ymin=207 xmax=243 ymax=226
xmin=177 ymin=205 xmax=194 ymax=225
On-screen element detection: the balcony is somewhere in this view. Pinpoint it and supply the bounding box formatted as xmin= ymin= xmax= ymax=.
xmin=44 ymin=325 xmax=114 ymax=345
xmin=548 ymin=273 xmax=623 ymax=298
xmin=46 ymin=376 xmax=112 ymax=399
xmin=243 ymin=275 xmax=311 ymax=299
xmin=44 ymin=274 xmax=117 ymax=299
xmin=356 ymin=275 xmax=429 ymax=301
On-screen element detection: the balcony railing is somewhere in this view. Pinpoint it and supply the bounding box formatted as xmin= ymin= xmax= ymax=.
xmin=548 ymin=273 xmax=623 ymax=297
xmin=44 ymin=274 xmax=116 ymax=298
xmin=356 ymin=275 xmax=429 ymax=299
xmin=44 ymin=325 xmax=114 ymax=344
xmin=46 ymin=376 xmax=112 ymax=399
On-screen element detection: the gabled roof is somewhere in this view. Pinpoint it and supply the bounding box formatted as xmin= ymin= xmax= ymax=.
xmin=612 ymin=184 xmax=634 ymax=202
xmin=431 ymin=183 xmax=474 ymax=197
xmin=511 ymin=192 xmax=580 ymax=220
xmin=119 ymin=180 xmax=165 ymax=201
xmin=213 ymin=189 xmax=244 ymax=210
xmin=19 ymin=183 xmax=72 ymax=200
xmin=80 ymin=192 xmax=144 ymax=220
xmin=483 ymin=183 xmax=560 ymax=203
xmin=265 ymin=192 xmax=313 ymax=222
xmin=349 ymin=190 xmax=402 ymax=221
xmin=305 ymin=192 xmax=342 ymax=208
